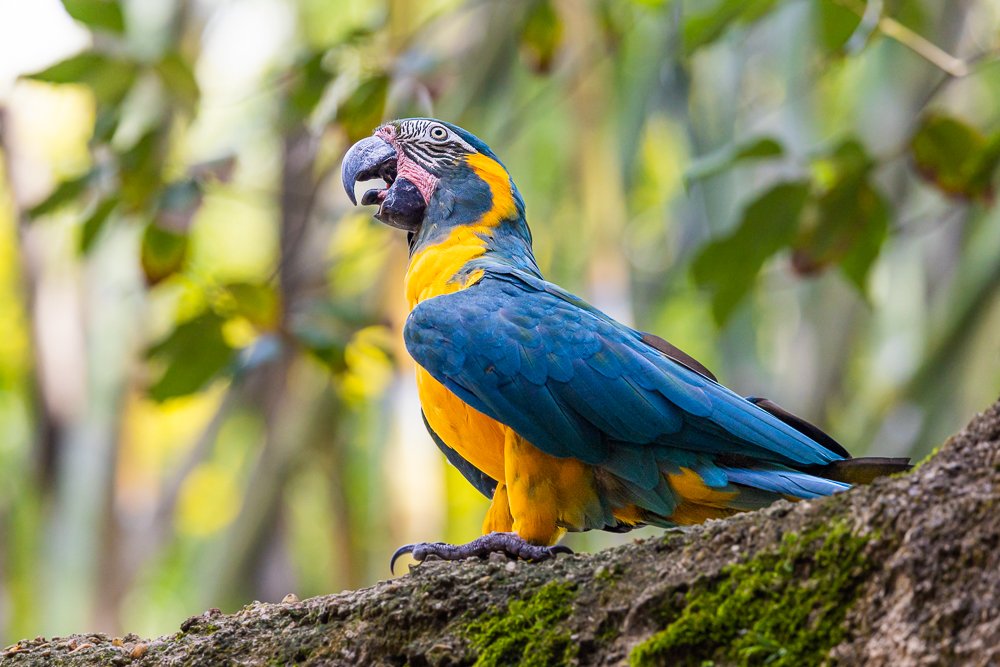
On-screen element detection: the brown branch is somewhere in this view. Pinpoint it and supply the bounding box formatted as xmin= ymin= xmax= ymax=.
xmin=4 ymin=396 xmax=999 ymax=666
xmin=832 ymin=0 xmax=972 ymax=77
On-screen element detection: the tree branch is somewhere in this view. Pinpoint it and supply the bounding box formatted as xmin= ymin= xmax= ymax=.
xmin=3 ymin=396 xmax=998 ymax=666
xmin=834 ymin=0 xmax=971 ymax=77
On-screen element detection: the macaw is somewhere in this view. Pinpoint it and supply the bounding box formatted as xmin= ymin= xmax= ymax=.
xmin=341 ymin=118 xmax=909 ymax=568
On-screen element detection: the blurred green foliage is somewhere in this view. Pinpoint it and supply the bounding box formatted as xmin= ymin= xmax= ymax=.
xmin=0 ymin=0 xmax=998 ymax=645
xmin=693 ymin=180 xmax=811 ymax=322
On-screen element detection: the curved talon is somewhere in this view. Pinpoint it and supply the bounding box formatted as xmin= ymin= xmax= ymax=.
xmin=548 ymin=545 xmax=574 ymax=557
xmin=390 ymin=544 xmax=415 ymax=574
xmin=390 ymin=541 xmax=445 ymax=574
xmin=388 ymin=532 xmax=573 ymax=573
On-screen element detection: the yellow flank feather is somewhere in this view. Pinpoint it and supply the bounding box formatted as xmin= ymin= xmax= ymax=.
xmin=504 ymin=429 xmax=600 ymax=545
xmin=417 ymin=369 xmax=507 ymax=482
xmin=612 ymin=504 xmax=646 ymax=526
xmin=667 ymin=467 xmax=737 ymax=507
xmin=482 ymin=483 xmax=514 ymax=533
xmin=668 ymin=502 xmax=739 ymax=525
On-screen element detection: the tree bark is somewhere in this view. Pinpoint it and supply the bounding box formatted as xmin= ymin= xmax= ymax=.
xmin=3 ymin=397 xmax=998 ymax=666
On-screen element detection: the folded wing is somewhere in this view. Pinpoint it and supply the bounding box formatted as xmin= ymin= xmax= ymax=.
xmin=405 ymin=272 xmax=844 ymax=487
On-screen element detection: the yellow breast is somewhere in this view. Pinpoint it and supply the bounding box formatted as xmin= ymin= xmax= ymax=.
xmin=403 ymin=152 xmax=517 ymax=308
xmin=417 ymin=369 xmax=506 ymax=481
xmin=405 ymin=152 xmax=521 ymax=482
xmin=407 ymin=223 xmax=505 ymax=481
xmin=404 ymin=154 xmax=615 ymax=543
xmin=404 ymin=226 xmax=487 ymax=308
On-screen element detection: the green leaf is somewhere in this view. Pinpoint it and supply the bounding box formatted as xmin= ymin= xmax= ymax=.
xmin=155 ymin=52 xmax=200 ymax=112
xmin=520 ymin=0 xmax=564 ymax=73
xmin=336 ymin=74 xmax=390 ymax=144
xmin=685 ymin=137 xmax=784 ymax=184
xmin=838 ymin=187 xmax=889 ymax=293
xmin=91 ymin=106 xmax=120 ymax=144
xmin=26 ymin=171 xmax=93 ymax=219
xmin=967 ymin=133 xmax=1000 ymax=200
xmin=27 ymin=53 xmax=99 ymax=83
xmin=149 ymin=165 xmax=230 ymax=242
xmin=814 ymin=0 xmax=864 ymax=55
xmin=61 ymin=0 xmax=125 ymax=33
xmin=189 ymin=156 xmax=237 ymax=184
xmin=886 ymin=0 xmax=929 ymax=35
xmin=119 ymin=129 xmax=166 ymax=211
xmin=25 ymin=52 xmax=137 ymax=105
xmin=286 ymin=51 xmax=332 ymax=123
xmin=911 ymin=115 xmax=980 ymax=192
xmin=79 ymin=196 xmax=119 ymax=253
xmin=158 ymin=179 xmax=202 ymax=213
xmin=146 ymin=311 xmax=233 ymax=401
xmin=224 ymin=283 xmax=281 ymax=329
xmin=789 ymin=139 xmax=888 ymax=293
xmin=692 ymin=181 xmax=811 ymax=325
xmin=910 ymin=114 xmax=1000 ymax=202
xmin=735 ymin=137 xmax=784 ymax=160
xmin=793 ymin=178 xmax=889 ymax=289
xmin=683 ymin=0 xmax=780 ymax=56
xmin=823 ymin=137 xmax=873 ymax=174
xmin=289 ymin=300 xmax=372 ymax=373
xmin=140 ymin=222 xmax=188 ymax=286
xmin=595 ymin=0 xmax=625 ymax=50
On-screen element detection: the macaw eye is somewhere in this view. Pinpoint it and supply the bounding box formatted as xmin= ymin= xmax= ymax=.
xmin=428 ymin=125 xmax=448 ymax=141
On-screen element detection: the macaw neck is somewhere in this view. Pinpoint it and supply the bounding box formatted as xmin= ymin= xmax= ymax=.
xmin=404 ymin=156 xmax=540 ymax=309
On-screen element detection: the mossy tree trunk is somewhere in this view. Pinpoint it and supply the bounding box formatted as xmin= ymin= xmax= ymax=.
xmin=3 ymin=398 xmax=999 ymax=666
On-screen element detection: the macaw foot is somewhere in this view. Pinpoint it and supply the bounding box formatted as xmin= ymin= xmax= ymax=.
xmin=390 ymin=532 xmax=572 ymax=573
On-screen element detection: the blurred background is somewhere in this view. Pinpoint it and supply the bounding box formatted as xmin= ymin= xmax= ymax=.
xmin=0 ymin=0 xmax=997 ymax=644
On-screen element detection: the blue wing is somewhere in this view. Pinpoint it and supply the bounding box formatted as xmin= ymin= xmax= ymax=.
xmin=404 ymin=270 xmax=848 ymax=519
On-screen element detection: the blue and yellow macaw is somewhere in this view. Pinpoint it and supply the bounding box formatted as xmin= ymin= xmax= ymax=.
xmin=341 ymin=118 xmax=909 ymax=567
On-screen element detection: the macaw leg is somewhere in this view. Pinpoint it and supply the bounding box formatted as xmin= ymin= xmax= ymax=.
xmin=390 ymin=483 xmax=571 ymax=573
xmin=389 ymin=431 xmax=595 ymax=573
xmin=482 ymin=483 xmax=514 ymax=534
xmin=390 ymin=532 xmax=572 ymax=573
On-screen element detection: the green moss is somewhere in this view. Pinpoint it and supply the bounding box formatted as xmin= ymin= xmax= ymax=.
xmin=912 ymin=446 xmax=940 ymax=471
xmin=595 ymin=563 xmax=622 ymax=582
xmin=465 ymin=581 xmax=578 ymax=667
xmin=630 ymin=521 xmax=873 ymax=667
xmin=596 ymin=620 xmax=622 ymax=646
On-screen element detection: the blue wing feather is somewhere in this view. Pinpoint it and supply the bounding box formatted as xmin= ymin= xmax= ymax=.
xmin=721 ymin=467 xmax=849 ymax=498
xmin=405 ymin=269 xmax=847 ymax=521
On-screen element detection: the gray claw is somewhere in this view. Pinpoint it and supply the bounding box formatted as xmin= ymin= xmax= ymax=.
xmin=389 ymin=532 xmax=573 ymax=573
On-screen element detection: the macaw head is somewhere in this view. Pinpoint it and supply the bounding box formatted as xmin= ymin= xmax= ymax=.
xmin=341 ymin=118 xmax=523 ymax=234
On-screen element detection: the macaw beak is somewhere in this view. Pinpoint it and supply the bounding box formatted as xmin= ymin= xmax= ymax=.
xmin=341 ymin=135 xmax=425 ymax=231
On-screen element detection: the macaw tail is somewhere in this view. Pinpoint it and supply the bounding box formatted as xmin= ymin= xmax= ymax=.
xmin=637 ymin=456 xmax=911 ymax=529
xmin=804 ymin=456 xmax=912 ymax=485
xmin=624 ymin=398 xmax=913 ymax=530
xmin=744 ymin=396 xmax=912 ymax=484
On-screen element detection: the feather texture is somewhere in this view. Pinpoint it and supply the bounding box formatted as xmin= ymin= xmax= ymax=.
xmin=346 ymin=118 xmax=911 ymax=545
